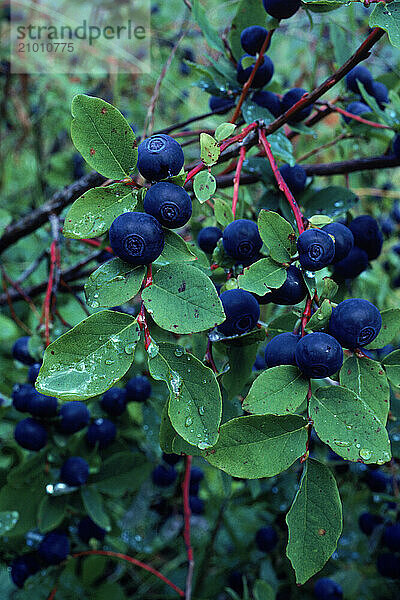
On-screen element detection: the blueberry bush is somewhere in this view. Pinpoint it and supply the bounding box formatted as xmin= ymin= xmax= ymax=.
xmin=1 ymin=1 xmax=400 ymax=599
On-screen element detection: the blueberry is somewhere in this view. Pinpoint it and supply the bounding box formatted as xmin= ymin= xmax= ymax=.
xmin=222 ymin=219 xmax=262 ymax=262
xmin=253 ymin=353 xmax=267 ymax=371
xmin=342 ymin=101 xmax=372 ymax=124
xmin=152 ymin=464 xmax=178 ymax=487
xmin=27 ymin=363 xmax=42 ymax=384
xmin=228 ymin=571 xmax=244 ymax=595
xmin=391 ymin=199 xmax=400 ymax=222
xmin=190 ymin=466 xmax=204 ymax=483
xmin=189 ymin=496 xmax=205 ymax=514
xmin=28 ymin=391 xmax=58 ymax=418
xmin=237 ymin=54 xmax=274 ymax=89
xmin=332 ymin=246 xmax=369 ymax=281
xmin=297 ymin=229 xmax=335 ymax=271
xmin=59 ymin=401 xmax=90 ymax=434
xmin=240 ymin=26 xmax=270 ymax=55
xmin=137 ymin=134 xmax=184 ymax=181
xmin=96 ymin=250 xmax=113 ymax=264
xmin=380 ymin=216 xmax=395 ymax=237
xmin=365 ymin=469 xmax=389 ymax=493
xmin=10 ymin=554 xmax=40 ymax=588
xmin=60 ymin=456 xmax=89 ymax=486
xmin=370 ymin=81 xmax=389 ymax=109
xmin=100 ymin=388 xmax=127 ymax=416
xmin=322 ymin=223 xmax=354 ymax=263
xmin=279 ymin=163 xmax=307 ymax=195
xmin=197 ymin=226 xmax=223 ymax=254
xmin=259 ymin=265 xmax=307 ymax=306
xmin=252 ymin=90 xmax=282 ymax=117
xmin=12 ymin=336 xmax=36 ymax=366
xmin=189 ymin=480 xmax=200 ymax=496
xmin=12 ymin=383 xmax=36 ymax=413
xmin=393 ymin=135 xmax=400 ymax=159
xmin=162 ymin=452 xmax=181 ymax=466
xmin=345 ymin=65 xmax=374 ymax=95
xmin=314 ymin=578 xmax=343 ymax=600
xmin=281 ymin=88 xmax=312 ymax=123
xmin=125 ymin=375 xmax=152 ymax=402
xmin=255 ymin=526 xmax=278 ymax=552
xmin=78 ymin=516 xmax=106 ymax=544
xmin=14 ymin=418 xmax=48 ymax=451
xmin=217 ymin=289 xmax=260 ymax=337
xmin=329 ymin=298 xmax=382 ymax=349
xmin=262 ymin=0 xmax=301 ymax=19
xmin=265 ymin=332 xmax=300 ymax=368
xmin=295 ymin=332 xmax=343 ymax=379
xmin=376 ymin=553 xmax=400 ymax=578
xmin=72 ymin=153 xmax=85 ymax=179
xmin=144 ymin=182 xmax=192 ymax=229
xmin=383 ymin=523 xmax=400 ymax=552
xmin=109 ymin=212 xmax=165 ymax=266
xmin=209 ymin=96 xmax=235 ymax=114
xmin=38 ymin=531 xmax=70 ymax=565
xmin=358 ymin=512 xmax=383 ymax=535
xmin=86 ymin=418 xmax=116 ymax=449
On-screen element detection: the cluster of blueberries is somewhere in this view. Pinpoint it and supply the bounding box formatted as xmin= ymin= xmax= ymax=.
xmin=11 ymin=336 xmax=152 ymax=453
xmin=359 ymin=508 xmax=400 ymax=579
xmin=152 ymin=455 xmax=205 ymax=516
xmin=343 ymin=64 xmax=390 ymax=122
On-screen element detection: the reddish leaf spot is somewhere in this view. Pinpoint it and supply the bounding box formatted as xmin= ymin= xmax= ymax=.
xmin=90 ymin=148 xmax=95 ymax=156
xmin=101 ymin=107 xmax=107 ymax=114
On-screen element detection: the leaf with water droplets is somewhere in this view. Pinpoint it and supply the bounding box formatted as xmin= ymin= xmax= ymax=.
xmin=0 ymin=511 xmax=19 ymax=535
xmin=369 ymin=1 xmax=400 ymax=49
xmin=310 ymin=386 xmax=391 ymax=465
xmin=302 ymin=186 xmax=358 ymax=219
xmin=243 ymin=365 xmax=309 ymax=415
xmin=149 ymin=343 xmax=222 ymax=449
xmin=286 ymin=458 xmax=343 ymax=584
xmin=36 ymin=311 xmax=141 ymax=400
xmin=84 ymin=259 xmax=145 ymax=308
xmin=365 ymin=308 xmax=400 ymax=350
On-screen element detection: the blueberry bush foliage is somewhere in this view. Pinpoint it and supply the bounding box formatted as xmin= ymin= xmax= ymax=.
xmin=1 ymin=1 xmax=400 ymax=599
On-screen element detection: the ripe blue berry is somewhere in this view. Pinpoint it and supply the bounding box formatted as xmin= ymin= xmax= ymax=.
xmin=86 ymin=418 xmax=117 ymax=449
xmin=197 ymin=226 xmax=223 ymax=254
xmin=189 ymin=496 xmax=205 ymax=515
xmin=322 ymin=223 xmax=354 ymax=263
xmin=12 ymin=336 xmax=35 ymax=366
xmin=209 ymin=96 xmax=235 ymax=114
xmin=72 ymin=153 xmax=85 ymax=179
xmin=376 ymin=553 xmax=400 ymax=579
xmin=14 ymin=418 xmax=48 ymax=451
xmin=295 ymin=332 xmax=343 ymax=379
xmin=252 ymin=90 xmax=282 ymax=117
xmin=162 ymin=452 xmax=181 ymax=466
xmin=370 ymin=81 xmax=389 ymax=109
xmin=332 ymin=246 xmax=369 ymax=281
xmin=329 ymin=298 xmax=382 ymax=349
xmin=279 ymin=163 xmax=307 ymax=195
xmin=217 ymin=289 xmax=260 ymax=337
xmin=60 ymin=456 xmax=89 ymax=486
xmin=38 ymin=531 xmax=70 ymax=565
xmin=28 ymin=363 xmax=42 ymax=384
xmin=255 ymin=526 xmax=278 ymax=552
xmin=365 ymin=469 xmax=389 ymax=492
xmin=152 ymin=464 xmax=178 ymax=487
xmin=259 ymin=265 xmax=307 ymax=306
xmin=237 ymin=55 xmax=274 ymax=89
xmin=12 ymin=383 xmax=36 ymax=413
xmin=10 ymin=554 xmax=40 ymax=588
xmin=281 ymin=88 xmax=312 ymax=123
xmin=297 ymin=229 xmax=335 ymax=271
xmin=28 ymin=391 xmax=58 ymax=418
xmin=240 ymin=26 xmax=270 ymax=55
xmin=101 ymin=388 xmax=127 ymax=416
xmin=78 ymin=516 xmax=106 ymax=544
xmin=59 ymin=401 xmax=90 ymax=434
xmin=109 ymin=212 xmax=165 ymax=266
xmin=262 ymin=0 xmax=301 ymax=19
xmin=190 ymin=467 xmax=204 ymax=483
xmin=383 ymin=523 xmax=400 ymax=552
xmin=393 ymin=134 xmax=400 ymax=159
xmin=126 ymin=375 xmax=152 ymax=402
xmin=253 ymin=353 xmax=267 ymax=371
xmin=342 ymin=101 xmax=372 ymax=125
xmin=265 ymin=332 xmax=300 ymax=368
xmin=144 ymin=182 xmax=192 ymax=229
xmin=222 ymin=219 xmax=262 ymax=262
xmin=380 ymin=216 xmax=395 ymax=236
xmin=228 ymin=571 xmax=244 ymax=595
xmin=345 ymin=65 xmax=373 ymax=95
xmin=314 ymin=578 xmax=343 ymax=600
xmin=137 ymin=134 xmax=184 ymax=181
xmin=358 ymin=512 xmax=383 ymax=535
xmin=349 ymin=215 xmax=383 ymax=259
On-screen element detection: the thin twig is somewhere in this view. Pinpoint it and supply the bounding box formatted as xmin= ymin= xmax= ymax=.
xmin=232 ymin=145 xmax=246 ymax=218
xmin=182 ymin=455 xmax=194 ymax=600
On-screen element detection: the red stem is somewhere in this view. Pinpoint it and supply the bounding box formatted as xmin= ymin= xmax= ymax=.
xmin=328 ymin=104 xmax=391 ymax=129
xmin=41 ymin=240 xmax=60 ymax=346
xmin=80 ymin=238 xmax=113 ymax=254
xmin=138 ymin=264 xmax=153 ymax=351
xmin=232 ymin=146 xmax=246 ymax=218
xmin=47 ymin=587 xmax=57 ymax=600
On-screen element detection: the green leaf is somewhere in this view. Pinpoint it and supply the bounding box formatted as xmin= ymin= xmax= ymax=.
xmin=258 ymin=210 xmax=296 ymax=263
xmin=71 ymin=95 xmax=137 ymax=179
xmin=383 ymin=349 xmax=400 ymax=389
xmin=203 ymin=414 xmax=308 ymax=478
xmin=215 ymin=123 xmax=236 ymax=142
xmin=37 ymin=495 xmax=68 ymax=533
xmin=340 ymin=356 xmax=390 ymax=424
xmin=305 ymin=299 xmax=333 ymax=332
xmin=310 ymin=386 xmax=391 ymax=465
xmin=286 ymin=459 xmax=343 ymax=584
xmin=193 ymin=170 xmax=217 ymax=203
xmin=222 ymin=343 xmax=259 ymax=399
xmin=192 ymin=0 xmax=226 ymax=52
xmin=200 ymin=133 xmax=221 ymax=166
xmin=309 ymin=215 xmax=333 ymax=227
xmin=155 ymin=230 xmax=197 ymax=265
xmin=159 ymin=403 xmax=203 ymax=457
xmin=84 ymin=259 xmax=145 ymax=309
xmin=0 ymin=511 xmax=19 ymax=535
xmin=370 ymin=1 xmax=400 ymax=49
xmin=228 ymin=0 xmax=268 ymax=60
xmin=63 ymin=184 xmax=138 ymax=239
xmin=253 ymin=581 xmax=275 ymax=600
xmin=267 ymin=312 xmax=299 ymax=340
xmin=0 ymin=208 xmax=12 ymax=237
xmin=243 ymin=365 xmax=309 ymax=415
xmin=142 ymin=263 xmax=225 ymax=334
xmin=365 ymin=308 xmax=400 ymax=349
xmin=217 ymin=327 xmax=266 ymax=347
xmin=238 ymin=258 xmax=287 ymax=295
xmin=149 ymin=343 xmax=222 ymax=449
xmin=319 ymin=277 xmax=338 ymax=302
xmin=36 ymin=311 xmax=141 ymax=400
xmin=303 ymin=186 xmax=358 ymax=218
xmin=214 ymin=197 xmax=234 ymax=228
xmin=81 ymin=486 xmax=111 ymax=530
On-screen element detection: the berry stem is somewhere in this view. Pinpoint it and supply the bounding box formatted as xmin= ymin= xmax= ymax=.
xmin=138 ymin=265 xmax=154 ymax=351
xmin=47 ymin=586 xmax=57 ymax=600
xmin=182 ymin=454 xmax=194 ymax=600
xmin=232 ymin=145 xmax=246 ymax=218
xmin=326 ymin=104 xmax=391 ymax=129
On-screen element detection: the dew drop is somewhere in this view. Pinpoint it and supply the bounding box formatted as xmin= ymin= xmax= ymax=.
xmin=185 ymin=417 xmax=193 ymax=427
xmin=359 ymin=448 xmax=372 ymax=461
xmin=174 ymin=347 xmax=184 ymax=357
